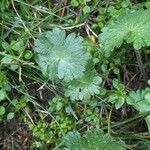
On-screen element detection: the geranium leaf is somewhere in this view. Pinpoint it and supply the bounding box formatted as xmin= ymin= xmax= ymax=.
xmin=34 ymin=27 xmax=90 ymax=82
xmin=99 ymin=9 xmax=150 ymax=56
xmin=62 ymin=129 xmax=125 ymax=150
xmin=65 ymin=70 xmax=102 ymax=101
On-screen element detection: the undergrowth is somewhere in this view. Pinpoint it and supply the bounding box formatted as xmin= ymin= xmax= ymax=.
xmin=0 ymin=0 xmax=150 ymax=149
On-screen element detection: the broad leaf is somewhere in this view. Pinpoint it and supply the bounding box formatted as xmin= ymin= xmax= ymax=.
xmin=99 ymin=9 xmax=150 ymax=56
xmin=34 ymin=28 xmax=90 ymax=82
xmin=62 ymin=129 xmax=125 ymax=150
xmin=65 ymin=71 xmax=102 ymax=101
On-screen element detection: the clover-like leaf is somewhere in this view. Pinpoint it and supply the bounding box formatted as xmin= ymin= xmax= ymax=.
xmin=34 ymin=28 xmax=90 ymax=82
xmin=62 ymin=129 xmax=125 ymax=150
xmin=65 ymin=70 xmax=102 ymax=101
xmin=99 ymin=9 xmax=150 ymax=56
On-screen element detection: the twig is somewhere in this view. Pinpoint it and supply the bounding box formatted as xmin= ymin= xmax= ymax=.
xmin=61 ymin=0 xmax=67 ymax=17
xmin=135 ymin=50 xmax=146 ymax=79
xmin=23 ymin=109 xmax=35 ymax=125
xmin=108 ymin=105 xmax=113 ymax=134
xmin=85 ymin=23 xmax=98 ymax=38
xmin=126 ymin=73 xmax=139 ymax=88
xmin=19 ymin=66 xmax=22 ymax=82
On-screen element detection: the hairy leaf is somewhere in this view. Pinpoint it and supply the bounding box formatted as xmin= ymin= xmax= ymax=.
xmin=62 ymin=129 xmax=125 ymax=150
xmin=99 ymin=9 xmax=150 ymax=56
xmin=65 ymin=71 xmax=102 ymax=100
xmin=127 ymin=88 xmax=150 ymax=114
xmin=34 ymin=28 xmax=90 ymax=82
xmin=0 ymin=71 xmax=8 ymax=89
xmin=127 ymin=88 xmax=150 ymax=132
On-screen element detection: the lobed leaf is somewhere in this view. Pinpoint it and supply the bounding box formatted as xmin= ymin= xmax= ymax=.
xmin=127 ymin=88 xmax=150 ymax=132
xmin=127 ymin=88 xmax=150 ymax=113
xmin=62 ymin=129 xmax=125 ymax=150
xmin=99 ymin=9 xmax=150 ymax=56
xmin=34 ymin=28 xmax=90 ymax=82
xmin=65 ymin=70 xmax=102 ymax=101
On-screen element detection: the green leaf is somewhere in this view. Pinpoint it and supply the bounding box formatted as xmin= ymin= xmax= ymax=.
xmin=0 ymin=90 xmax=6 ymax=101
xmin=1 ymin=55 xmax=13 ymax=64
xmin=65 ymin=70 xmax=102 ymax=101
xmin=11 ymin=40 xmax=25 ymax=52
xmin=99 ymin=9 xmax=150 ymax=56
xmin=65 ymin=104 xmax=78 ymax=120
xmin=0 ymin=106 xmax=5 ymax=116
xmin=7 ymin=112 xmax=15 ymax=120
xmin=56 ymin=101 xmax=63 ymax=111
xmin=62 ymin=129 xmax=125 ymax=150
xmin=126 ymin=88 xmax=150 ymax=131
xmin=83 ymin=6 xmax=91 ymax=14
xmin=71 ymin=0 xmax=79 ymax=7
xmin=0 ymin=71 xmax=8 ymax=89
xmin=24 ymin=50 xmax=33 ymax=60
xmin=148 ymin=80 xmax=150 ymax=85
xmin=113 ymin=68 xmax=120 ymax=75
xmin=108 ymin=79 xmax=126 ymax=109
xmin=2 ymin=42 xmax=11 ymax=51
xmin=108 ymin=94 xmax=125 ymax=109
xmin=127 ymin=88 xmax=150 ymax=113
xmin=121 ymin=0 xmax=130 ymax=8
xmin=145 ymin=1 xmax=150 ymax=8
xmin=35 ymin=28 xmax=90 ymax=82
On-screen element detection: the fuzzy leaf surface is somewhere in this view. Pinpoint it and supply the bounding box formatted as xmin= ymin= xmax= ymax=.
xmin=127 ymin=88 xmax=150 ymax=113
xmin=127 ymin=88 xmax=150 ymax=131
xmin=65 ymin=71 xmax=102 ymax=101
xmin=62 ymin=129 xmax=125 ymax=150
xmin=99 ymin=9 xmax=150 ymax=56
xmin=34 ymin=28 xmax=90 ymax=82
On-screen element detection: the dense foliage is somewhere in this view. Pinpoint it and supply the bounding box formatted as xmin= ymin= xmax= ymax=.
xmin=0 ymin=0 xmax=150 ymax=149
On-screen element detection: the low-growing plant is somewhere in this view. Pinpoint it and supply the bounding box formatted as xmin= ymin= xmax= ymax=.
xmin=127 ymin=86 xmax=150 ymax=132
xmin=34 ymin=27 xmax=103 ymax=102
xmin=29 ymin=121 xmax=54 ymax=149
xmin=108 ymin=79 xmax=127 ymax=109
xmin=99 ymin=9 xmax=150 ymax=56
xmin=33 ymin=9 xmax=150 ymax=144
xmin=1 ymin=0 xmax=150 ymax=149
xmin=48 ymin=96 xmax=75 ymax=136
xmin=61 ymin=129 xmax=125 ymax=150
